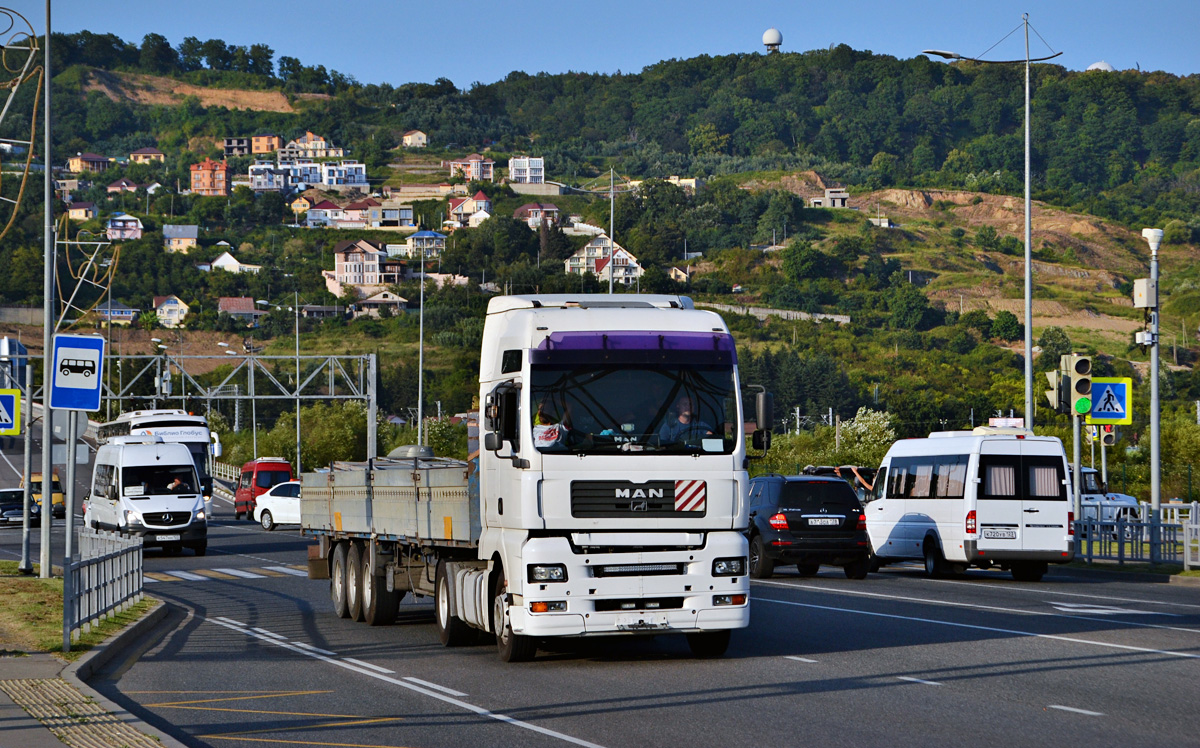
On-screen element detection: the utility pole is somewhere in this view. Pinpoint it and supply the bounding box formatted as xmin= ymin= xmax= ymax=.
xmin=39 ymin=0 xmax=54 ymax=579
xmin=609 ymin=167 xmax=615 ymax=294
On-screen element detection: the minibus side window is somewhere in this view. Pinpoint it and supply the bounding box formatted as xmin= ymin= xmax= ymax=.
xmin=1025 ymin=457 xmax=1067 ymax=500
xmin=934 ymin=456 xmax=968 ymax=499
xmin=980 ymin=456 xmax=1019 ymax=499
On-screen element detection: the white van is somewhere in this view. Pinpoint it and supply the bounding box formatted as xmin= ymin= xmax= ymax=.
xmin=865 ymin=427 xmax=1074 ymax=581
xmin=84 ymin=436 xmax=208 ymax=556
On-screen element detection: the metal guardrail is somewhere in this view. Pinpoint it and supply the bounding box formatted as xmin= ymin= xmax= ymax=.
xmin=213 ymin=461 xmax=240 ymax=482
xmin=67 ymin=529 xmax=143 ymax=645
xmin=1074 ymin=518 xmax=1184 ymax=566
xmin=1185 ymin=519 xmax=1200 ymax=571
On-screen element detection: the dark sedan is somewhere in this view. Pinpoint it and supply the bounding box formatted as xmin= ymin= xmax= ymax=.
xmin=0 ymin=488 xmax=40 ymax=526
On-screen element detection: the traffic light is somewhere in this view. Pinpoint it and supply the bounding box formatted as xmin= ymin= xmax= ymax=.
xmin=1101 ymin=424 xmax=1116 ymax=446
xmin=1068 ymin=354 xmax=1092 ymax=416
xmin=1044 ymin=370 xmax=1064 ymax=412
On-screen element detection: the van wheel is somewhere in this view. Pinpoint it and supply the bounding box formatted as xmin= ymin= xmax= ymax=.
xmin=192 ymin=543 xmax=207 ymax=557
xmin=166 ymin=544 xmax=183 ymax=556
xmin=330 ymin=542 xmax=350 ymax=618
xmin=235 ymin=511 xmax=244 ymax=520
xmin=494 ymin=572 xmax=536 ymax=662
xmin=923 ymin=540 xmax=947 ymax=579
xmin=1011 ymin=561 xmax=1047 ymax=582
xmin=435 ymin=561 xmax=472 ymax=646
xmin=749 ymin=536 xmax=774 ymax=579
xmin=346 ymin=543 xmax=365 ymax=622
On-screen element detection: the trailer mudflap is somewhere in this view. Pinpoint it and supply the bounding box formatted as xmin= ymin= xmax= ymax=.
xmin=307 ymin=543 xmax=329 ymax=579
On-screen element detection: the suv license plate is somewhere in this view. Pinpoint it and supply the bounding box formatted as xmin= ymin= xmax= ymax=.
xmin=157 ymin=534 xmax=181 ymax=541
xmin=983 ymin=529 xmax=1017 ymax=539
xmin=807 ymin=518 xmax=839 ymax=526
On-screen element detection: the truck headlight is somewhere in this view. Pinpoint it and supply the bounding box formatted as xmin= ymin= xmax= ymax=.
xmin=712 ymin=557 xmax=745 ymax=576
xmin=528 ymin=564 xmax=567 ymax=582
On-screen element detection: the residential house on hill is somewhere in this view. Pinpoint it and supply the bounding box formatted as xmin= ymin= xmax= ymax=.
xmin=809 ymin=188 xmax=850 ymax=208
xmin=447 ymin=191 xmax=492 ymax=227
xmin=107 ymin=177 xmax=138 ymax=194
xmin=354 ymin=290 xmax=407 ymax=319
xmin=106 ymin=212 xmax=143 ymax=241
xmin=129 ymin=147 xmax=164 ymax=164
xmin=252 ymin=134 xmax=284 ymax=154
xmin=95 ymin=300 xmax=138 ymax=326
xmin=210 ymin=251 xmax=262 ymax=275
xmin=513 ymin=202 xmax=559 ymax=228
xmin=342 ymin=198 xmax=382 ymax=226
xmin=509 ymin=156 xmax=544 ymax=184
xmin=279 ymin=131 xmax=345 ymax=160
xmin=323 ymin=239 xmax=405 ymax=298
xmin=249 ymin=161 xmax=292 ymax=193
xmin=402 ymin=130 xmax=427 ymax=148
xmin=446 ymin=154 xmax=494 ymax=182
xmin=223 ymin=137 xmax=251 ymax=157
xmin=163 ymin=225 xmax=199 ymax=253
xmin=218 ymin=297 xmax=266 ymax=326
xmin=404 ymin=230 xmax=446 ymax=259
xmin=290 ymin=195 xmax=313 ymax=215
xmin=564 ymin=235 xmax=643 ymax=285
xmin=67 ymin=202 xmax=96 ymax=221
xmin=190 ymin=158 xmax=229 ymax=196
xmin=365 ymin=200 xmax=415 ymax=228
xmin=668 ymin=266 xmax=690 ymax=284
xmin=68 ymin=152 xmax=110 ymax=174
xmin=153 ymin=295 xmax=189 ymax=328
xmin=306 ymin=200 xmax=344 ymax=227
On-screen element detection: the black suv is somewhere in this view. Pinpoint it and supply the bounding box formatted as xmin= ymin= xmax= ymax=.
xmin=746 ymin=474 xmax=871 ymax=579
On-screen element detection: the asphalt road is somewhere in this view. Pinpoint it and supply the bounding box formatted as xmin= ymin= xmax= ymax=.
xmin=4 ymin=491 xmax=1196 ymax=748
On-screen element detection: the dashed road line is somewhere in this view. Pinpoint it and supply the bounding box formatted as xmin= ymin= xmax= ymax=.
xmin=251 ymin=628 xmax=288 ymax=640
xmin=263 ymin=565 xmax=308 ymax=577
xmin=214 ymin=617 xmax=246 ymax=627
xmin=344 ymin=658 xmax=395 ymax=674
xmin=1048 ymin=705 xmax=1104 ymax=716
xmin=292 ymin=641 xmax=336 ymax=656
xmin=897 ymin=676 xmax=943 ymax=686
xmin=784 ymin=656 xmax=818 ymax=663
xmin=402 ymin=677 xmax=467 ymax=697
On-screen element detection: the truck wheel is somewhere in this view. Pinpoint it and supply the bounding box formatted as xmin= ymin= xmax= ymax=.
xmin=1011 ymin=561 xmax=1047 ymax=582
xmin=331 ymin=542 xmax=350 ymax=618
xmin=363 ymin=553 xmax=401 ymax=626
xmin=347 ymin=543 xmax=365 ymax=622
xmin=435 ymin=561 xmax=473 ymax=646
xmin=260 ymin=511 xmax=274 ymax=531
xmin=749 ymin=536 xmax=774 ymax=579
xmin=493 ymin=573 xmax=536 ymax=662
xmin=686 ymin=630 xmax=731 ymax=658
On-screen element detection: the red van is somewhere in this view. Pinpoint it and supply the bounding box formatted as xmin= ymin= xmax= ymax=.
xmin=234 ymin=458 xmax=294 ymax=520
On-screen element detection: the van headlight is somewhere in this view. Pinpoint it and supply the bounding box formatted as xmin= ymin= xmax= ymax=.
xmin=124 ymin=509 xmax=140 ymax=525
xmin=195 ymin=510 xmax=205 ymax=520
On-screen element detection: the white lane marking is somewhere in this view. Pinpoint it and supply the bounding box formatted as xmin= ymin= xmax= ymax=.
xmin=263 ymin=565 xmax=307 ymax=577
xmin=1048 ymin=705 xmax=1104 ymax=716
xmin=1049 ymin=602 xmax=1176 ymax=616
xmin=344 ymin=657 xmax=395 ymax=674
xmin=923 ymin=576 xmax=1200 ymax=611
xmin=209 ymin=547 xmax=296 ymax=565
xmin=251 ymin=627 xmax=287 ymax=640
xmin=163 ymin=569 xmax=206 ymax=581
xmin=897 ymin=676 xmax=943 ymax=686
xmin=753 ymin=596 xmax=1200 ymax=660
xmin=215 ymin=616 xmax=246 ymax=627
xmin=203 ymin=617 xmax=605 ymax=748
xmin=292 ymin=641 xmax=336 ymax=656
xmin=403 ymin=677 xmax=467 ymax=697
xmin=752 ymin=579 xmax=1200 ymax=636
xmin=784 ymin=656 xmax=818 ymax=663
xmin=212 ymin=567 xmax=265 ymax=579
xmin=143 ymin=576 xmax=158 ymax=583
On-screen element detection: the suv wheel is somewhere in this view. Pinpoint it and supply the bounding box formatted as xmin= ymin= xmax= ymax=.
xmin=749 ymin=536 xmax=774 ymax=579
xmin=843 ymin=558 xmax=870 ymax=580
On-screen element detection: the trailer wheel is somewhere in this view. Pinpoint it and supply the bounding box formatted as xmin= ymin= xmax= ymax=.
xmin=363 ymin=552 xmax=401 ymax=626
xmin=435 ymin=561 xmax=473 ymax=646
xmin=493 ymin=572 xmax=536 ymax=662
xmin=347 ymin=543 xmax=366 ymax=622
xmin=330 ymin=542 xmax=350 ymax=618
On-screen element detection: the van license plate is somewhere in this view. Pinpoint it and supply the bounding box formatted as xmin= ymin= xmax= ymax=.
xmin=983 ymin=529 xmax=1017 ymax=539
xmin=808 ymin=518 xmax=839 ymax=526
xmin=157 ymin=534 xmax=180 ymax=541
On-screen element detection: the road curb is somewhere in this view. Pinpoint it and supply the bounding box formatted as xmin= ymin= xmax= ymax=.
xmin=63 ymin=598 xmax=190 ymax=748
xmin=1054 ymin=564 xmax=1199 ymax=585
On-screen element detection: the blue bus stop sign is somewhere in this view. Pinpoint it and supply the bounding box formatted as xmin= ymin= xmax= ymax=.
xmin=48 ymin=334 xmax=105 ymax=412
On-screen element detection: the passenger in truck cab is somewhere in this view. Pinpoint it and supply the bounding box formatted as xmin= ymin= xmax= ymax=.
xmin=657 ymin=395 xmax=713 ymax=444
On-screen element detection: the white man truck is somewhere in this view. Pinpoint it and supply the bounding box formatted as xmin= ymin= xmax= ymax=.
xmin=301 ymin=294 xmax=772 ymax=661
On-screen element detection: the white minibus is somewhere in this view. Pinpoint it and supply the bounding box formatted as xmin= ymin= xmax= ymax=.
xmin=865 ymin=427 xmax=1074 ymax=581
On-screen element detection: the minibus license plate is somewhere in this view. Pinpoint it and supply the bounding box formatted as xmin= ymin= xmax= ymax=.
xmin=808 ymin=517 xmax=839 ymax=526
xmin=157 ymin=534 xmax=180 ymax=541
xmin=983 ymin=529 xmax=1016 ymax=539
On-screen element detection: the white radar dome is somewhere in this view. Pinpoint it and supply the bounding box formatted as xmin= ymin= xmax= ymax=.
xmin=1086 ymin=60 xmax=1116 ymax=72
xmin=763 ymin=28 xmax=783 ymax=52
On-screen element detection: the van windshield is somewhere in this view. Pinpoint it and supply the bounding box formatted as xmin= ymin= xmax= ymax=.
xmin=122 ymin=465 xmax=197 ymax=497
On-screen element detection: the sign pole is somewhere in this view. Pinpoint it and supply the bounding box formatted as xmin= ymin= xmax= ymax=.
xmin=1072 ymin=414 xmax=1082 ymax=521
xmin=1100 ymin=435 xmax=1108 ymax=489
xmin=39 ymin=0 xmax=54 ymax=580
xmin=19 ymin=366 xmax=33 ymax=574
xmin=62 ymin=409 xmax=76 ymax=653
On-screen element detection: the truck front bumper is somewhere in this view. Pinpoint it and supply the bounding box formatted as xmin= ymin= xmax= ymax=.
xmin=509 ymin=532 xmax=750 ymax=637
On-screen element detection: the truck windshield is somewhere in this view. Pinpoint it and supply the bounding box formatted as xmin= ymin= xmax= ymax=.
xmin=530 ymin=365 xmax=738 ymax=455
xmin=122 ymin=465 xmax=198 ymax=497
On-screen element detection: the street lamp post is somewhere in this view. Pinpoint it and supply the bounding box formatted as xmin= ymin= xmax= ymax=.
xmin=925 ymin=14 xmax=1061 ymax=428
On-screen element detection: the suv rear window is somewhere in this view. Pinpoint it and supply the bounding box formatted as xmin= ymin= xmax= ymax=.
xmin=779 ymin=480 xmax=861 ymax=511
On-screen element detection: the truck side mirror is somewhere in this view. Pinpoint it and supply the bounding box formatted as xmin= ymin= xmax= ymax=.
xmin=484 ymin=381 xmax=528 ymax=469
xmin=211 ymin=442 xmax=223 ymax=458
xmin=752 ymin=430 xmax=772 ymax=451
xmin=756 ymin=391 xmax=775 ymax=431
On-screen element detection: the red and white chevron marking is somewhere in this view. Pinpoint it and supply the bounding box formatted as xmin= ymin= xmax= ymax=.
xmin=674 ymin=480 xmax=706 ymax=512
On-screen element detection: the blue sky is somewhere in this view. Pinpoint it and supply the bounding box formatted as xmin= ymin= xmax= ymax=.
xmin=49 ymin=0 xmax=1200 ymax=86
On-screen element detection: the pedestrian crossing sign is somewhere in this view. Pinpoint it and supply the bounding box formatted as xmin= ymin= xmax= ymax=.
xmin=0 ymin=388 xmax=18 ymax=435
xmin=1086 ymin=377 xmax=1132 ymax=425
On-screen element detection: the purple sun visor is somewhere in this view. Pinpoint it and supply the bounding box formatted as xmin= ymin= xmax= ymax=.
xmin=530 ymin=331 xmax=736 ymax=367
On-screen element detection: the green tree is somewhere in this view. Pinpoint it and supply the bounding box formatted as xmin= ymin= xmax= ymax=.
xmin=1035 ymin=325 xmax=1071 ymax=369
xmin=992 ymin=310 xmax=1022 ymax=342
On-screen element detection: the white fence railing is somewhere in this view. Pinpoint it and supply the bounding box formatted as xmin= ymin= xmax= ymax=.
xmin=1185 ymin=518 xmax=1200 ymax=571
xmin=1074 ymin=515 xmax=1185 ymax=566
xmin=213 ymin=461 xmax=240 ymax=483
xmin=67 ymin=529 xmax=143 ymax=646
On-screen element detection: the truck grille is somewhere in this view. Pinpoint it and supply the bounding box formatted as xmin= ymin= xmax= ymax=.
xmin=591 ymin=563 xmax=684 ymax=577
xmin=571 ymin=481 xmax=705 ymax=518
xmin=142 ymin=512 xmax=191 ymax=527
xmin=595 ymin=597 xmax=685 ymax=612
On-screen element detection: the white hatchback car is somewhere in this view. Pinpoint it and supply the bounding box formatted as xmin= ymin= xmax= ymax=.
xmin=254 ymin=480 xmax=301 ymax=531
